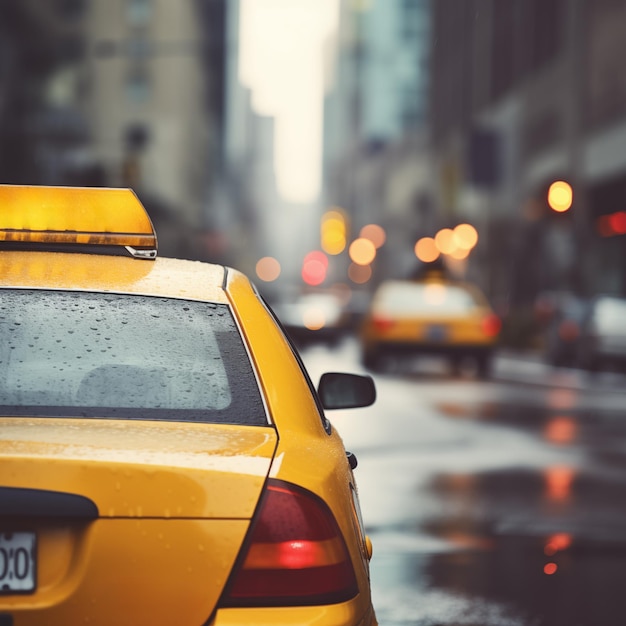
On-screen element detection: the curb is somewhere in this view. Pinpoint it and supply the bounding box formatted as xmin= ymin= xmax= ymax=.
xmin=493 ymin=352 xmax=626 ymax=394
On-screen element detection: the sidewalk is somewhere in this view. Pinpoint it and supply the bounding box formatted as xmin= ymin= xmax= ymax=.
xmin=493 ymin=349 xmax=626 ymax=394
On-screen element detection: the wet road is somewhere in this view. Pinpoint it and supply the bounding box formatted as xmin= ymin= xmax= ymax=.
xmin=300 ymin=339 xmax=626 ymax=626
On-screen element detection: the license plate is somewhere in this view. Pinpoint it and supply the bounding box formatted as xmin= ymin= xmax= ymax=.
xmin=426 ymin=325 xmax=448 ymax=341
xmin=0 ymin=532 xmax=36 ymax=594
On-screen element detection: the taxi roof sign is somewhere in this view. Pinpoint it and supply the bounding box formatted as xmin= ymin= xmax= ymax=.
xmin=0 ymin=185 xmax=157 ymax=258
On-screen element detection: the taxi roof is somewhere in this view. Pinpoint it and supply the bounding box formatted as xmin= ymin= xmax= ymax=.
xmin=0 ymin=251 xmax=230 ymax=303
xmin=0 ymin=185 xmax=233 ymax=303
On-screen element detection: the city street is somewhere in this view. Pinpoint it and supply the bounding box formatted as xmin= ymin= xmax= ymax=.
xmin=2 ymin=3 xmax=626 ymax=625
xmin=301 ymin=339 xmax=626 ymax=626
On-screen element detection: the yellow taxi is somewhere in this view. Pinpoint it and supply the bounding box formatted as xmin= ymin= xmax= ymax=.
xmin=360 ymin=270 xmax=501 ymax=377
xmin=0 ymin=185 xmax=377 ymax=626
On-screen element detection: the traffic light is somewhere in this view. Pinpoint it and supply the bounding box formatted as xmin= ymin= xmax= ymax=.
xmin=321 ymin=209 xmax=347 ymax=255
xmin=548 ymin=180 xmax=573 ymax=212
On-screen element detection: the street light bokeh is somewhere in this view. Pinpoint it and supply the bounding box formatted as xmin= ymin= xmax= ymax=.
xmin=414 ymin=237 xmax=440 ymax=263
xmin=434 ymin=228 xmax=456 ymax=254
xmin=453 ymin=223 xmax=478 ymax=249
xmin=321 ymin=208 xmax=347 ymax=255
xmin=349 ymin=237 xmax=376 ymax=265
xmin=547 ymin=180 xmax=573 ymax=213
xmin=256 ymin=256 xmax=281 ymax=282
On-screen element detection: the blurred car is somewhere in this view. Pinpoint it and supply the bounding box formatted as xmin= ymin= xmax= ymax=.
xmin=576 ymin=295 xmax=626 ymax=373
xmin=0 ymin=185 xmax=377 ymax=626
xmin=542 ymin=293 xmax=588 ymax=367
xmin=360 ymin=275 xmax=501 ymax=377
xmin=272 ymin=290 xmax=351 ymax=347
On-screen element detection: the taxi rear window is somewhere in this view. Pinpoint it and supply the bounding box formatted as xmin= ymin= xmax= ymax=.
xmin=0 ymin=290 xmax=268 ymax=425
xmin=374 ymin=282 xmax=483 ymax=316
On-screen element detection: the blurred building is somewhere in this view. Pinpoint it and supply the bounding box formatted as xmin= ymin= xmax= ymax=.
xmin=324 ymin=0 xmax=432 ymax=285
xmin=221 ymin=0 xmax=282 ymax=282
xmin=81 ymin=0 xmax=226 ymax=259
xmin=223 ymin=0 xmax=344 ymax=292
xmin=0 ymin=0 xmax=228 ymax=261
xmin=0 ymin=1 xmax=87 ymax=185
xmin=429 ymin=0 xmax=626 ymax=316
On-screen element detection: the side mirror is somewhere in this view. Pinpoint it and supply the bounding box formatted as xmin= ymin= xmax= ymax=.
xmin=317 ymin=372 xmax=376 ymax=410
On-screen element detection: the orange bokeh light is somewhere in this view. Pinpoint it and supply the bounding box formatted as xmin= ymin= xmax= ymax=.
xmin=548 ymin=180 xmax=573 ymax=212
xmin=544 ymin=563 xmax=558 ymax=575
xmin=349 ymin=238 xmax=376 ymax=265
xmin=360 ymin=224 xmax=386 ymax=248
xmin=544 ymin=465 xmax=575 ymax=501
xmin=434 ymin=228 xmax=456 ymax=254
xmin=453 ymin=223 xmax=478 ymax=249
xmin=255 ymin=256 xmax=281 ymax=282
xmin=544 ymin=416 xmax=577 ymax=445
xmin=414 ymin=237 xmax=440 ymax=262
xmin=449 ymin=247 xmax=470 ymax=260
xmin=544 ymin=532 xmax=572 ymax=556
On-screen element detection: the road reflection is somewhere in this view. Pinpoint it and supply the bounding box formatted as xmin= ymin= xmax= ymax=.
xmin=543 ymin=416 xmax=578 ymax=445
xmin=422 ymin=530 xmax=626 ymax=626
xmin=299 ymin=341 xmax=626 ymax=625
xmin=415 ymin=459 xmax=626 ymax=625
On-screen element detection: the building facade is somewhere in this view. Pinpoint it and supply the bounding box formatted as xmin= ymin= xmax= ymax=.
xmin=323 ymin=0 xmax=432 ymax=286
xmin=0 ymin=0 xmax=227 ymax=261
xmin=0 ymin=1 xmax=88 ymax=185
xmin=81 ymin=0 xmax=226 ymax=258
xmin=429 ymin=0 xmax=626 ymax=314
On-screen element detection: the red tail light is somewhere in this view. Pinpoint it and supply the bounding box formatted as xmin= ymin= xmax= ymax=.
xmin=372 ymin=316 xmax=395 ymax=332
xmin=481 ymin=314 xmax=501 ymax=337
xmin=221 ymin=479 xmax=358 ymax=607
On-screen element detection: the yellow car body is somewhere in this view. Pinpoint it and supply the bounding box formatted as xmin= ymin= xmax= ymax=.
xmin=0 ymin=186 xmax=377 ymax=626
xmin=360 ymin=275 xmax=501 ymax=376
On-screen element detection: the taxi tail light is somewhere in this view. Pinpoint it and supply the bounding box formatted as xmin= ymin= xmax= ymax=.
xmin=481 ymin=314 xmax=501 ymax=337
xmin=372 ymin=316 xmax=395 ymax=332
xmin=221 ymin=479 xmax=358 ymax=607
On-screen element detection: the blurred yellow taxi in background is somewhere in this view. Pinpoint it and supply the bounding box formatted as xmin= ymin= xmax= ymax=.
xmin=0 ymin=185 xmax=377 ymax=626
xmin=272 ymin=289 xmax=352 ymax=347
xmin=360 ymin=271 xmax=501 ymax=377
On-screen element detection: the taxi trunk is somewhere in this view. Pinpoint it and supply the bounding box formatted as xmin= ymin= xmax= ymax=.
xmin=0 ymin=417 xmax=277 ymax=625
